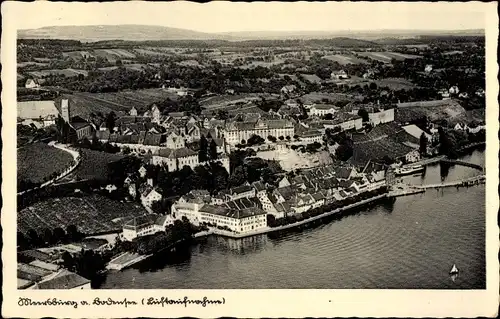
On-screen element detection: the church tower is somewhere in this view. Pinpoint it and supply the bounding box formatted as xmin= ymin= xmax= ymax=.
xmin=61 ymin=99 xmax=70 ymax=123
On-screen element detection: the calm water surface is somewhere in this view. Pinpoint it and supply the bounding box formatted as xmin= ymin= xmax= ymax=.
xmin=100 ymin=150 xmax=486 ymax=289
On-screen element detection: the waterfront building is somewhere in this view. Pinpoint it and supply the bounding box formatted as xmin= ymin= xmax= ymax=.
xmin=171 ymin=190 xmax=212 ymax=225
xmin=199 ymin=205 xmax=268 ymax=234
xmin=122 ymin=214 xmax=173 ymax=241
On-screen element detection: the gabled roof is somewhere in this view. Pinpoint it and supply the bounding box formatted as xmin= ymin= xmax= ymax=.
xmin=157 ymin=147 xmax=197 ymax=159
xmin=123 ymin=214 xmax=158 ymax=230
xmin=35 ymin=269 xmax=90 ymax=289
xmin=252 ymin=181 xmax=266 ymax=192
xmin=230 ymin=184 xmax=254 ymax=195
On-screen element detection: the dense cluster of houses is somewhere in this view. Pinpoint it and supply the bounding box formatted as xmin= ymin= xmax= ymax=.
xmin=16 ymin=240 xmax=108 ymax=289
xmin=120 ymin=164 xmax=387 ymax=239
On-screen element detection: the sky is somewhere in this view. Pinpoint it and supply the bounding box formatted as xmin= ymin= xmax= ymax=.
xmin=6 ymin=1 xmax=488 ymax=33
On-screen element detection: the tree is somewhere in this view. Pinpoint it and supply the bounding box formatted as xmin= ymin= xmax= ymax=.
xmin=27 ymin=229 xmax=40 ymax=248
xmin=335 ymin=139 xmax=354 ymax=161
xmin=358 ymin=108 xmax=369 ymax=122
xmin=105 ymin=111 xmax=117 ymax=132
xmin=41 ymin=228 xmax=54 ymax=246
xmin=151 ymin=200 xmax=164 ymax=215
xmin=419 ymin=132 xmax=428 ymax=155
xmin=199 ymin=135 xmax=209 ymax=162
xmin=52 ymin=227 xmax=67 ymax=243
xmin=247 ymin=134 xmax=265 ymax=146
xmin=66 ymin=225 xmax=81 ymax=242
xmin=17 ymin=232 xmax=29 ymax=249
xmin=278 ymin=136 xmax=284 ymax=141
xmin=285 ymin=136 xmax=291 ymax=141
xmin=209 ymin=139 xmax=218 ymax=160
xmin=268 ymin=135 xmax=277 ymax=143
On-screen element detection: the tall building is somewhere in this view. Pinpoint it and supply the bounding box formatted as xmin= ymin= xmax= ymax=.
xmin=61 ymin=99 xmax=70 ymax=123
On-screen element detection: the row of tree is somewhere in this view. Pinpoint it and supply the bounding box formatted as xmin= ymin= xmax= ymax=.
xmin=17 ymin=224 xmax=83 ymax=250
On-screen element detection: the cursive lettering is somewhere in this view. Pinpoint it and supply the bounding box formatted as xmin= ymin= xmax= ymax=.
xmin=18 ymin=297 xmax=78 ymax=309
xmin=146 ymin=296 xmax=225 ymax=307
xmin=93 ymin=297 xmax=137 ymax=308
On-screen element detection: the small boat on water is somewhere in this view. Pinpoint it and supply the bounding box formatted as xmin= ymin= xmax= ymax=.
xmin=395 ymin=165 xmax=425 ymax=176
xmin=449 ymin=264 xmax=459 ymax=275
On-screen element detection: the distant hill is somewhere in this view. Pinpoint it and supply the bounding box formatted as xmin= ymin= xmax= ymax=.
xmin=18 ymin=24 xmax=229 ymax=42
xmin=18 ymin=24 xmax=484 ymax=43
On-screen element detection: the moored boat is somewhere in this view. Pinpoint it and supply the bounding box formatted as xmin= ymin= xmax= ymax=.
xmin=449 ymin=264 xmax=459 ymax=275
xmin=395 ymin=165 xmax=425 ymax=176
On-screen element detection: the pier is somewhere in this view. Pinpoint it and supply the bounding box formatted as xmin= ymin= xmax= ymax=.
xmin=439 ymin=159 xmax=483 ymax=171
xmin=415 ymin=175 xmax=485 ymax=190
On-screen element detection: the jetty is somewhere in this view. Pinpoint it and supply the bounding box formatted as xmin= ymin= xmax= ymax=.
xmin=440 ymin=159 xmax=483 ymax=171
xmin=388 ymin=185 xmax=425 ymax=198
xmin=416 ymin=175 xmax=485 ymax=190
xmin=106 ymin=252 xmax=150 ymax=271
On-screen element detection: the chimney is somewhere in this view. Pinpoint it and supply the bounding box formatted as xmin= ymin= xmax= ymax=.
xmin=61 ymin=99 xmax=70 ymax=123
xmin=147 ymin=178 xmax=154 ymax=187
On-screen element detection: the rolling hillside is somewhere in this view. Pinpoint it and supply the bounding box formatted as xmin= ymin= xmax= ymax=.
xmin=18 ymin=24 xmax=484 ymax=43
xmin=18 ymin=24 xmax=228 ymax=42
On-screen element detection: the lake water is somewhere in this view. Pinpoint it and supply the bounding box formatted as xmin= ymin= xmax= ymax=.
xmin=99 ymin=150 xmax=486 ymax=289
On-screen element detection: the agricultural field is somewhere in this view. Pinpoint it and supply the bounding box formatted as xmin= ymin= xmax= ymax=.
xmin=28 ymin=68 xmax=88 ymax=78
xmin=70 ymin=149 xmax=125 ymax=182
xmin=17 ymin=194 xmax=148 ymax=235
xmin=349 ymin=123 xmax=419 ymax=166
xmin=374 ymin=77 xmax=417 ymax=90
xmin=200 ymin=93 xmax=278 ymax=110
xmin=56 ymin=89 xmax=179 ymax=118
xmin=356 ymin=51 xmax=422 ymax=63
xmin=18 ymin=62 xmax=50 ymax=68
xmin=62 ymin=50 xmax=93 ymax=60
xmin=300 ymin=73 xmax=323 ymax=84
xmin=239 ymin=60 xmax=285 ymax=69
xmin=396 ymin=99 xmax=467 ymax=124
xmin=300 ymin=92 xmax=362 ymax=104
xmin=134 ymin=48 xmax=170 ymax=56
xmin=349 ymin=137 xmax=415 ymax=167
xmin=17 ymin=142 xmax=74 ymax=184
xmin=323 ymin=54 xmax=369 ymax=65
xmin=176 ymin=59 xmax=202 ymax=67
